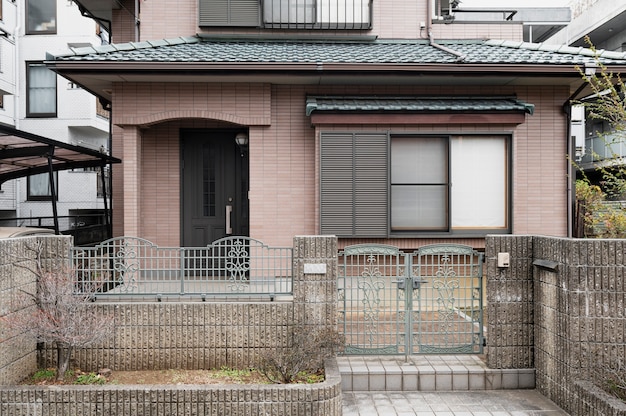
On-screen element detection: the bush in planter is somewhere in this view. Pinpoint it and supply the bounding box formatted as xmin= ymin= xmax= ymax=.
xmin=258 ymin=326 xmax=344 ymax=384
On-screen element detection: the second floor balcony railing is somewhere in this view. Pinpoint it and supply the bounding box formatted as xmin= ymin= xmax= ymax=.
xmin=199 ymin=0 xmax=372 ymax=29
xmin=580 ymin=131 xmax=626 ymax=167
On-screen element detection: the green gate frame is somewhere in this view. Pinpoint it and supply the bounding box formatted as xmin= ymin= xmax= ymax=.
xmin=338 ymin=243 xmax=484 ymax=355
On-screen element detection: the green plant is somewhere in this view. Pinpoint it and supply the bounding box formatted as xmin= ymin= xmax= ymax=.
xmin=572 ymin=37 xmax=626 ymax=238
xmin=31 ymin=368 xmax=56 ymax=383
xmin=258 ymin=326 xmax=344 ymax=384
xmin=74 ymin=372 xmax=106 ymax=385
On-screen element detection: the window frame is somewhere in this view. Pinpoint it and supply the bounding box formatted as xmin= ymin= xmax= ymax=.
xmin=320 ymin=131 xmax=512 ymax=238
xmin=26 ymin=0 xmax=57 ymax=35
xmin=198 ymin=0 xmax=372 ymax=29
xmin=26 ymin=61 xmax=57 ymax=118
xmin=27 ymin=172 xmax=58 ymax=201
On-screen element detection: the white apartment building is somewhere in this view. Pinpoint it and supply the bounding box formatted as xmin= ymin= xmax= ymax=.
xmin=546 ymin=0 xmax=626 ymax=175
xmin=0 ymin=0 xmax=110 ymax=237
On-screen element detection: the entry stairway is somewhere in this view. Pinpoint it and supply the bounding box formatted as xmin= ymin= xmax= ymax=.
xmin=337 ymin=355 xmax=535 ymax=392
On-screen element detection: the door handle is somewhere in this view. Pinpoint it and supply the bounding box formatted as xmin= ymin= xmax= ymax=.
xmin=226 ymin=204 xmax=233 ymax=234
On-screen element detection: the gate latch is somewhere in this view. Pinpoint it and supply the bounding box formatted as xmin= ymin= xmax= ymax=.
xmin=394 ymin=277 xmax=427 ymax=290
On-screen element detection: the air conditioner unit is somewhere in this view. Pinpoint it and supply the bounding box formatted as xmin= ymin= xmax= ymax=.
xmin=436 ymin=0 xmax=459 ymax=18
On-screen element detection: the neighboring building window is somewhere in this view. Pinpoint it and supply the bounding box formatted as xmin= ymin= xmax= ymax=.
xmin=26 ymin=0 xmax=57 ymax=34
xmin=199 ymin=0 xmax=371 ymax=29
xmin=26 ymin=62 xmax=57 ymax=117
xmin=0 ymin=95 xmax=3 ymax=109
xmin=320 ymin=132 xmax=510 ymax=237
xmin=27 ymin=173 xmax=57 ymax=201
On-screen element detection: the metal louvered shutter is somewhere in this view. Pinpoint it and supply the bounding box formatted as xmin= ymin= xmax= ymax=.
xmin=354 ymin=133 xmax=388 ymax=237
xmin=320 ymin=132 xmax=388 ymax=237
xmin=199 ymin=0 xmax=260 ymax=27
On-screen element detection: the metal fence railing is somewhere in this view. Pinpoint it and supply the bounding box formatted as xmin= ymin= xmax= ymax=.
xmin=70 ymin=236 xmax=293 ymax=300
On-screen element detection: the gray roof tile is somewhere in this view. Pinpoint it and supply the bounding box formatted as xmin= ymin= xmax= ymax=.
xmin=305 ymin=96 xmax=535 ymax=116
xmin=47 ymin=37 xmax=626 ymax=66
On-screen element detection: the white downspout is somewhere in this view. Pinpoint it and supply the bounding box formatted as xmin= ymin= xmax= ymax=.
xmin=13 ymin=0 xmax=21 ymax=217
xmin=425 ymin=0 xmax=466 ymax=63
xmin=135 ymin=0 xmax=140 ymax=41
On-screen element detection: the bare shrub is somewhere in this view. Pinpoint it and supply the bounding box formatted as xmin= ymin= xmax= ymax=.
xmin=602 ymin=359 xmax=626 ymax=402
xmin=1 ymin=241 xmax=114 ymax=381
xmin=258 ymin=326 xmax=344 ymax=384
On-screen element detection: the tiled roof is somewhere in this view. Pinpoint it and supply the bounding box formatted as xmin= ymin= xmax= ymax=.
xmin=47 ymin=36 xmax=626 ymax=66
xmin=305 ymin=96 xmax=535 ymax=115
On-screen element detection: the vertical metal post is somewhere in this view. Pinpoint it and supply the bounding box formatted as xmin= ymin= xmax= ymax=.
xmin=100 ymin=164 xmax=111 ymax=238
xmin=46 ymin=150 xmax=60 ymax=234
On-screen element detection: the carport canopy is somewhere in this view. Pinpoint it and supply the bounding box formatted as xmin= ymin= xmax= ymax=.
xmin=0 ymin=124 xmax=120 ymax=234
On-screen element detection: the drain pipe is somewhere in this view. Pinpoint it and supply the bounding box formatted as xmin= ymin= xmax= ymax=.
xmin=425 ymin=0 xmax=466 ymax=63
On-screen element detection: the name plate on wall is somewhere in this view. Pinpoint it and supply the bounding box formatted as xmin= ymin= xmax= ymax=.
xmin=304 ymin=263 xmax=327 ymax=274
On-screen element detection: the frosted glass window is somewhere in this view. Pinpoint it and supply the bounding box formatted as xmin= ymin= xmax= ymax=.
xmin=390 ymin=135 xmax=508 ymax=232
xmin=391 ymin=136 xmax=448 ymax=230
xmin=27 ymin=63 xmax=57 ymax=117
xmin=391 ymin=185 xmax=447 ymax=229
xmin=451 ymin=136 xmax=507 ymax=228
xmin=28 ymin=173 xmax=57 ymax=200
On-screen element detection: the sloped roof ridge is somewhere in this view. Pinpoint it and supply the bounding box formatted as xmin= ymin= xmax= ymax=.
xmin=484 ymin=39 xmax=626 ymax=60
xmin=47 ymin=36 xmax=201 ymax=59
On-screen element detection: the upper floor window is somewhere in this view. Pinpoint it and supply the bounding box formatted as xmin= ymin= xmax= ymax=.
xmin=26 ymin=62 xmax=57 ymax=117
xmin=27 ymin=0 xmax=57 ymax=34
xmin=199 ymin=0 xmax=371 ymax=29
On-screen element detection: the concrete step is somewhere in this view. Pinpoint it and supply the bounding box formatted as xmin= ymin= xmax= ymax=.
xmin=337 ymin=355 xmax=535 ymax=392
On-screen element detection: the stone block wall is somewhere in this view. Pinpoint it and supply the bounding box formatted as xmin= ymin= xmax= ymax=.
xmin=533 ymin=237 xmax=626 ymax=416
xmin=486 ymin=235 xmax=626 ymax=416
xmin=0 ymin=359 xmax=343 ymax=416
xmin=0 ymin=236 xmax=72 ymax=385
xmin=1 ymin=235 xmax=338 ymax=377
xmin=484 ymin=235 xmax=535 ymax=369
xmin=39 ymin=302 xmax=294 ymax=371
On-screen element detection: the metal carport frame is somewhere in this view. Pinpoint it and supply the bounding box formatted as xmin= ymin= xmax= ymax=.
xmin=0 ymin=124 xmax=121 ymax=236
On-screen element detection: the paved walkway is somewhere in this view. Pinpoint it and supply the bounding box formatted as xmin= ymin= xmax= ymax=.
xmin=338 ymin=355 xmax=570 ymax=415
xmin=342 ymin=389 xmax=570 ymax=415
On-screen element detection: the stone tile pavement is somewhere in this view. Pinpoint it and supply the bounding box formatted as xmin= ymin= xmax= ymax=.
xmin=342 ymin=389 xmax=570 ymax=415
xmin=338 ymin=356 xmax=570 ymax=415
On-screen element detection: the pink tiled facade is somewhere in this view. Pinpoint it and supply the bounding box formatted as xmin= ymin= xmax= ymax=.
xmin=111 ymin=81 xmax=568 ymax=248
xmin=127 ymin=0 xmax=523 ymax=43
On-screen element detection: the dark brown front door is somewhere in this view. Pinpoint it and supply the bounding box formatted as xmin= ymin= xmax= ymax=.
xmin=181 ymin=130 xmax=249 ymax=246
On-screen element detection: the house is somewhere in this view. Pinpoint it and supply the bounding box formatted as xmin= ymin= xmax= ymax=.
xmin=0 ymin=0 xmax=112 ymax=241
xmin=44 ymin=0 xmax=626 ymax=250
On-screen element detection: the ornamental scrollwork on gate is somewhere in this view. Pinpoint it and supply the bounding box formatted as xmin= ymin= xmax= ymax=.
xmin=358 ymin=254 xmax=386 ymax=345
xmin=226 ymin=239 xmax=250 ymax=292
xmin=432 ymin=254 xmax=461 ymax=345
xmin=113 ymin=241 xmax=139 ymax=293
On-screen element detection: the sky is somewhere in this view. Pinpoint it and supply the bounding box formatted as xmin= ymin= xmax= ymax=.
xmin=461 ymin=0 xmax=570 ymax=6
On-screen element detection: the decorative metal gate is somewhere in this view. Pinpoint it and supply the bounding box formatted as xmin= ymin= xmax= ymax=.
xmin=338 ymin=243 xmax=484 ymax=355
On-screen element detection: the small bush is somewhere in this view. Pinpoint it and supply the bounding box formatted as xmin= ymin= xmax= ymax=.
xmin=74 ymin=372 xmax=106 ymax=385
xmin=30 ymin=369 xmax=56 ymax=383
xmin=258 ymin=327 xmax=344 ymax=384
